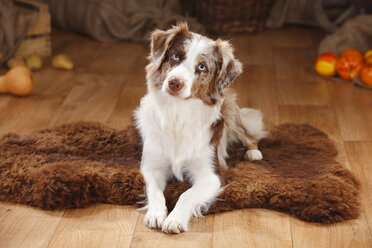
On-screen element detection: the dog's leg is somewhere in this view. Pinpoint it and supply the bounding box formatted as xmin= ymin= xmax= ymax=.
xmin=241 ymin=135 xmax=263 ymax=161
xmin=141 ymin=148 xmax=170 ymax=229
xmin=238 ymin=108 xmax=266 ymax=161
xmin=162 ymin=163 xmax=221 ymax=234
xmin=230 ymin=123 xmax=263 ymax=161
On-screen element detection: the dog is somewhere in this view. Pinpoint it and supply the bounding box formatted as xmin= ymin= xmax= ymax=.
xmin=134 ymin=23 xmax=267 ymax=234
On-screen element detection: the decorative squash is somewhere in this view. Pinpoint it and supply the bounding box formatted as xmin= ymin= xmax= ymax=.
xmin=7 ymin=56 xmax=25 ymax=68
xmin=26 ymin=54 xmax=43 ymax=71
xmin=0 ymin=66 xmax=34 ymax=96
xmin=52 ymin=54 xmax=74 ymax=70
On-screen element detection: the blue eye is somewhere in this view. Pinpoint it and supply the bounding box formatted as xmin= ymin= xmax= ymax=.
xmin=172 ymin=54 xmax=180 ymax=61
xmin=198 ymin=63 xmax=206 ymax=71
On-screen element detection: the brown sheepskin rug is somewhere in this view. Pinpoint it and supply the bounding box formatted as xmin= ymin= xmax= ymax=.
xmin=0 ymin=122 xmax=361 ymax=224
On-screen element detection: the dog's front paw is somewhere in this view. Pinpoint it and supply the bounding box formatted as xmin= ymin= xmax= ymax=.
xmin=144 ymin=207 xmax=168 ymax=229
xmin=245 ymin=149 xmax=263 ymax=161
xmin=161 ymin=214 xmax=188 ymax=234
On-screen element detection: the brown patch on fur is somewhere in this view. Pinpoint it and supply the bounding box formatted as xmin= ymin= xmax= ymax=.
xmin=151 ymin=30 xmax=169 ymax=60
xmin=0 ymin=121 xmax=361 ymax=224
xmin=214 ymin=39 xmax=242 ymax=91
xmin=190 ymin=40 xmax=242 ymax=105
xmin=162 ymin=31 xmax=191 ymax=68
xmin=157 ymin=31 xmax=191 ymax=88
xmin=210 ymin=118 xmax=224 ymax=146
xmin=210 ymin=118 xmax=226 ymax=185
xmin=190 ymin=52 xmax=222 ymax=105
xmin=213 ymin=147 xmax=226 ymax=186
xmin=241 ymin=136 xmax=258 ymax=150
xmin=191 ymin=72 xmax=218 ymax=105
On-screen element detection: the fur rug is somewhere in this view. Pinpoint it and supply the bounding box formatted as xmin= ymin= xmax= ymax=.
xmin=0 ymin=122 xmax=360 ymax=224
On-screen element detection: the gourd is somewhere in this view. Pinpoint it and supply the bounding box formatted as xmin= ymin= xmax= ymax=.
xmin=0 ymin=66 xmax=34 ymax=96
xmin=52 ymin=54 xmax=74 ymax=70
xmin=26 ymin=54 xmax=43 ymax=71
xmin=7 ymin=57 xmax=25 ymax=68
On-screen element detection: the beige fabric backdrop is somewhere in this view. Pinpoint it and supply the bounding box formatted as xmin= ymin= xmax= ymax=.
xmin=35 ymin=0 xmax=204 ymax=42
xmin=318 ymin=15 xmax=372 ymax=55
xmin=0 ymin=0 xmax=204 ymax=65
xmin=0 ymin=1 xmax=37 ymax=65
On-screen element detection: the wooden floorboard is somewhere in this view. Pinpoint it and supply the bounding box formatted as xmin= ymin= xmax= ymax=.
xmin=0 ymin=27 xmax=371 ymax=248
xmin=48 ymin=205 xmax=138 ymax=248
xmin=0 ymin=204 xmax=63 ymax=248
xmin=290 ymin=214 xmax=372 ymax=248
xmin=274 ymin=47 xmax=331 ymax=106
xmin=345 ymin=142 xmax=372 ymax=236
xmin=48 ymin=73 xmax=125 ymax=126
xmin=327 ymin=82 xmax=372 ymax=141
xmin=212 ymin=210 xmax=293 ymax=248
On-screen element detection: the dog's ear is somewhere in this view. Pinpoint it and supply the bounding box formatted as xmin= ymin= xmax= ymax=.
xmin=215 ymin=39 xmax=243 ymax=92
xmin=149 ymin=29 xmax=169 ymax=65
xmin=149 ymin=23 xmax=189 ymax=70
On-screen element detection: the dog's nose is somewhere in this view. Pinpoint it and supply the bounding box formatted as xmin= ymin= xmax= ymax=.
xmin=168 ymin=79 xmax=184 ymax=92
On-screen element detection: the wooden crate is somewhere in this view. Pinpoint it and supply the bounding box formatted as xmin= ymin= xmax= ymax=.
xmin=16 ymin=36 xmax=51 ymax=58
xmin=14 ymin=0 xmax=51 ymax=57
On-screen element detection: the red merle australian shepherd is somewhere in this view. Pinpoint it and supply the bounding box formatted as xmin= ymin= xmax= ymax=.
xmin=135 ymin=23 xmax=267 ymax=234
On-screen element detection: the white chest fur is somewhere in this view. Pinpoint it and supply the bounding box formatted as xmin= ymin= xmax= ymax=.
xmin=135 ymin=91 xmax=221 ymax=180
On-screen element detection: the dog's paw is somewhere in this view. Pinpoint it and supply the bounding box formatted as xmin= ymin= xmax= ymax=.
xmin=161 ymin=214 xmax=188 ymax=234
xmin=245 ymin=149 xmax=263 ymax=161
xmin=144 ymin=207 xmax=168 ymax=229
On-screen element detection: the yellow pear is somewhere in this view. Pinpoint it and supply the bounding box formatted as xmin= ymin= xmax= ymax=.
xmin=52 ymin=54 xmax=74 ymax=70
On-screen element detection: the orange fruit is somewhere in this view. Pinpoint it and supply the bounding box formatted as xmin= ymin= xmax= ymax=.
xmin=360 ymin=63 xmax=372 ymax=86
xmin=336 ymin=55 xmax=363 ymax=81
xmin=364 ymin=49 xmax=372 ymax=58
xmin=341 ymin=49 xmax=363 ymax=60
xmin=314 ymin=52 xmax=338 ymax=77
xmin=364 ymin=49 xmax=372 ymax=65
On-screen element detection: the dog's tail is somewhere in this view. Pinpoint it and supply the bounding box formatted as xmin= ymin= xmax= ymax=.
xmin=239 ymin=108 xmax=268 ymax=141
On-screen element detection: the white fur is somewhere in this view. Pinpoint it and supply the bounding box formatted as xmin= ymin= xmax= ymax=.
xmin=245 ymin=149 xmax=263 ymax=161
xmin=135 ymin=90 xmax=222 ymax=233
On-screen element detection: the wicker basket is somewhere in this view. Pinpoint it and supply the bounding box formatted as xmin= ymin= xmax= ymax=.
xmin=196 ymin=0 xmax=275 ymax=34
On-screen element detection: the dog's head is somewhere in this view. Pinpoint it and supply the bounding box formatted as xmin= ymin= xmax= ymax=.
xmin=146 ymin=23 xmax=242 ymax=105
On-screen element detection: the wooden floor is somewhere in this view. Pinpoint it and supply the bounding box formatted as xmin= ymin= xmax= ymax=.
xmin=1 ymin=27 xmax=372 ymax=248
